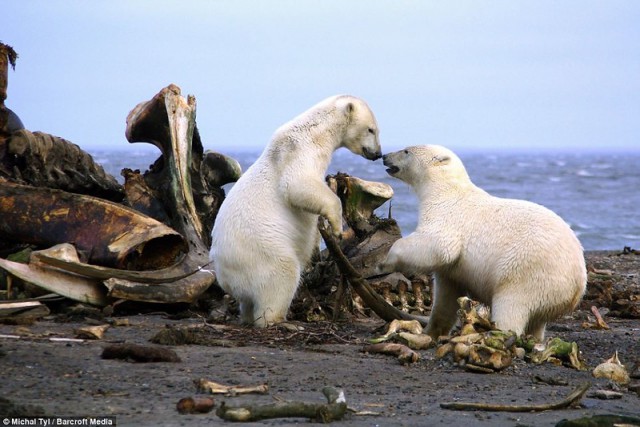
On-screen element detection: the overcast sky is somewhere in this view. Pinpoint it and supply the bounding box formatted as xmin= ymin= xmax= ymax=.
xmin=2 ymin=1 xmax=639 ymax=153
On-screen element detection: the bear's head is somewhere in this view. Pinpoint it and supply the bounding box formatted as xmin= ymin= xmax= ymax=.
xmin=338 ymin=97 xmax=382 ymax=161
xmin=382 ymin=145 xmax=470 ymax=189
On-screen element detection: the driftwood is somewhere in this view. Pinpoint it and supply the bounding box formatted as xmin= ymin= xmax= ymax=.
xmin=196 ymin=379 xmax=269 ymax=396
xmin=101 ymin=343 xmax=181 ymax=363
xmin=440 ymin=382 xmax=591 ymax=412
xmin=362 ymin=342 xmax=420 ymax=364
xmin=216 ymin=386 xmax=347 ymax=423
xmin=176 ymin=397 xmax=216 ymax=414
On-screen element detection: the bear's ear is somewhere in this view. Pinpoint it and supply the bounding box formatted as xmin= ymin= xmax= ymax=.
xmin=344 ymin=102 xmax=355 ymax=115
xmin=433 ymin=155 xmax=451 ymax=165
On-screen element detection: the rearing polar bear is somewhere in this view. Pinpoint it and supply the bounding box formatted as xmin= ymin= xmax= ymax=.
xmin=380 ymin=145 xmax=586 ymax=341
xmin=211 ymin=95 xmax=381 ymax=327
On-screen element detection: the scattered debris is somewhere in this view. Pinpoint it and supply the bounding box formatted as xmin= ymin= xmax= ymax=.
xmin=456 ymin=297 xmax=494 ymax=335
xmin=150 ymin=321 xmax=360 ymax=348
xmin=196 ymin=379 xmax=269 ymax=396
xmin=367 ymin=318 xmax=433 ymax=352
xmin=74 ymin=324 xmax=109 ymax=340
xmin=556 ymin=414 xmax=640 ymax=427
xmin=362 ymin=342 xmax=420 ymax=364
xmin=632 ymin=360 xmax=640 ymax=379
xmin=0 ymin=396 xmax=46 ymax=418
xmin=110 ymin=318 xmax=130 ymax=327
xmin=587 ymin=389 xmax=623 ymax=400
xmin=434 ymin=298 xmax=516 ymax=372
xmin=592 ymin=351 xmax=631 ymax=385
xmin=582 ymin=305 xmax=610 ymax=330
xmin=440 ymin=382 xmax=591 ymax=412
xmin=530 ymin=337 xmax=588 ymax=371
xmin=533 ymin=375 xmax=569 ymax=386
xmin=0 ymin=300 xmax=49 ymax=324
xmin=584 ymin=261 xmax=640 ymax=319
xmin=437 ymin=330 xmax=516 ymax=373
xmin=150 ymin=324 xmax=241 ymax=347
xmin=176 ymin=396 xmax=215 ymax=414
xmin=216 ymin=386 xmax=347 ymax=423
xmin=396 ymin=332 xmax=433 ymax=350
xmin=101 ymin=343 xmax=181 ymax=363
xmin=368 ymin=319 xmax=424 ymax=343
xmin=0 ymin=333 xmax=85 ymax=343
xmin=432 ymin=297 xmax=590 ymax=373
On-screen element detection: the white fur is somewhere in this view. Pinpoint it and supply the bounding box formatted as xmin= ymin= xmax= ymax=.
xmin=380 ymin=145 xmax=586 ymax=340
xmin=211 ymin=95 xmax=381 ymax=327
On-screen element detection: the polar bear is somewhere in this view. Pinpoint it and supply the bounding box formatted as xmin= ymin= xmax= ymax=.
xmin=379 ymin=145 xmax=586 ymax=341
xmin=211 ymin=95 xmax=381 ymax=327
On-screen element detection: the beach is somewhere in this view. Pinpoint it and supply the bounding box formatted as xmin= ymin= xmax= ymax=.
xmin=1 ymin=250 xmax=638 ymax=426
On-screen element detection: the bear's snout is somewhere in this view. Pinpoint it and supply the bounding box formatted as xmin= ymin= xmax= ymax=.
xmin=383 ymin=155 xmax=400 ymax=175
xmin=363 ymin=147 xmax=382 ymax=161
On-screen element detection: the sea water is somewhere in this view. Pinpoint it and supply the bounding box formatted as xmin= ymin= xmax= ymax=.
xmin=90 ymin=147 xmax=640 ymax=251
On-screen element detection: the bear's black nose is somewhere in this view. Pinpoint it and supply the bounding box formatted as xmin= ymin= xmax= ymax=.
xmin=363 ymin=148 xmax=382 ymax=161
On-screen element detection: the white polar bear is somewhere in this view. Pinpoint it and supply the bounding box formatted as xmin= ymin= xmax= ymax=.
xmin=211 ymin=95 xmax=382 ymax=327
xmin=380 ymin=145 xmax=586 ymax=341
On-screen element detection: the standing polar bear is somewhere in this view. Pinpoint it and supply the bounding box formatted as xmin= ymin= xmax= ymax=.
xmin=211 ymin=95 xmax=381 ymax=327
xmin=380 ymin=145 xmax=586 ymax=341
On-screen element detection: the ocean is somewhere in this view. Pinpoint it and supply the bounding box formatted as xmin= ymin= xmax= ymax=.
xmin=91 ymin=147 xmax=640 ymax=251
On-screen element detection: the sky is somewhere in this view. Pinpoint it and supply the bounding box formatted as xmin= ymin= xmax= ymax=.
xmin=2 ymin=1 xmax=639 ymax=153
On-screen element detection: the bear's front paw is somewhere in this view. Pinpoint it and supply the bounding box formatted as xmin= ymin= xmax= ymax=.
xmin=375 ymin=261 xmax=393 ymax=276
xmin=328 ymin=217 xmax=343 ymax=239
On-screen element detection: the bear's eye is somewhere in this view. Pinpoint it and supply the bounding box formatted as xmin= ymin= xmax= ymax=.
xmin=368 ymin=128 xmax=375 ymax=135
xmin=403 ymin=149 xmax=409 ymax=154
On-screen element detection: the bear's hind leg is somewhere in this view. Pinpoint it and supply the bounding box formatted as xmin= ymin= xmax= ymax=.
xmin=425 ymin=277 xmax=462 ymax=339
xmin=525 ymin=320 xmax=547 ymax=342
xmin=491 ymin=293 xmax=530 ymax=337
xmin=250 ymin=262 xmax=301 ymax=328
xmin=238 ymin=298 xmax=256 ymax=325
